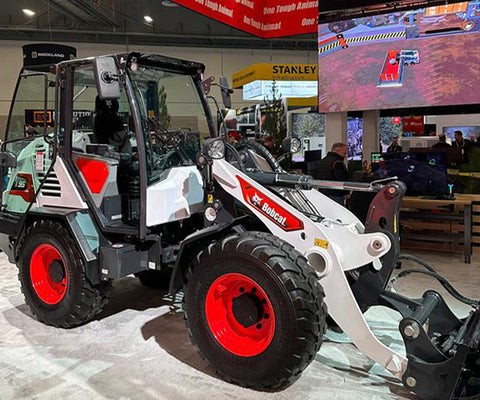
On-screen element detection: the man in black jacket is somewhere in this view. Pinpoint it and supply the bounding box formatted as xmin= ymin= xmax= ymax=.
xmin=312 ymin=143 xmax=349 ymax=205
xmin=452 ymin=130 xmax=472 ymax=149
xmin=387 ymin=136 xmax=402 ymax=153
xmin=432 ymin=134 xmax=451 ymax=149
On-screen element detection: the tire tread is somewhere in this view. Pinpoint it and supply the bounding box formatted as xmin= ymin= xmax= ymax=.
xmin=17 ymin=219 xmax=112 ymax=328
xmin=184 ymin=231 xmax=327 ymax=390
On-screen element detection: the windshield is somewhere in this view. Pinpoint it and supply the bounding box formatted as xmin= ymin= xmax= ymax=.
xmin=129 ymin=66 xmax=211 ymax=184
xmin=6 ymin=70 xmax=56 ymax=142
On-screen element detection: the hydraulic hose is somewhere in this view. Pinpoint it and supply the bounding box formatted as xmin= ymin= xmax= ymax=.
xmin=237 ymin=140 xmax=284 ymax=173
xmin=224 ymin=142 xmax=247 ymax=173
xmin=393 ymin=254 xmax=479 ymax=307
xmin=248 ymin=140 xmax=283 ymax=172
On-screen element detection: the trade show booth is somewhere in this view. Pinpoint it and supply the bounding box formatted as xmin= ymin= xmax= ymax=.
xmin=0 ymin=1 xmax=478 ymax=400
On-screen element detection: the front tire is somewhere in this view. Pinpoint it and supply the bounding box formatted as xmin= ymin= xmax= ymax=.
xmin=17 ymin=220 xmax=112 ymax=328
xmin=184 ymin=231 xmax=327 ymax=389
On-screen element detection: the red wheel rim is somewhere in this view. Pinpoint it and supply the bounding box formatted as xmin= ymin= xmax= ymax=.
xmin=205 ymin=273 xmax=275 ymax=357
xmin=30 ymin=244 xmax=68 ymax=305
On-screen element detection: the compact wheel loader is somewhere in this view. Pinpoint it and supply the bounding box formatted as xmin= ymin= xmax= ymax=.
xmin=0 ymin=52 xmax=478 ymax=399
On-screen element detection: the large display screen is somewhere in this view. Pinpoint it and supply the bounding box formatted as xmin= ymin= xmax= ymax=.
xmin=318 ymin=2 xmax=480 ymax=112
xmin=443 ymin=125 xmax=480 ymax=141
xmin=347 ymin=118 xmax=363 ymax=160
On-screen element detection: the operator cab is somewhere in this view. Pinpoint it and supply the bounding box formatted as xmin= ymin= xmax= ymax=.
xmin=1 ymin=51 xmax=215 ymax=240
xmin=68 ymin=54 xmax=212 ymax=230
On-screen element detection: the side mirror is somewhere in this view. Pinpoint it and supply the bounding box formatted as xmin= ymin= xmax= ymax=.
xmin=93 ymin=56 xmax=120 ymax=100
xmin=219 ymin=76 xmax=232 ymax=109
xmin=282 ymin=137 xmax=302 ymax=154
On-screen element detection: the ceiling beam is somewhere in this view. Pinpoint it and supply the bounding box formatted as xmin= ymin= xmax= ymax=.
xmin=66 ymin=0 xmax=120 ymax=28
xmin=0 ymin=26 xmax=316 ymax=50
xmin=39 ymin=0 xmax=87 ymax=24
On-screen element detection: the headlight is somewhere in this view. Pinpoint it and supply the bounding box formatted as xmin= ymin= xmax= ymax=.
xmin=204 ymin=206 xmax=217 ymax=222
xmin=204 ymin=138 xmax=225 ymax=159
xmin=282 ymin=137 xmax=302 ymax=154
xmin=291 ymin=137 xmax=302 ymax=153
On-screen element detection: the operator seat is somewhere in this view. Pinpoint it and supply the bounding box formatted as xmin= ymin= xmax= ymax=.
xmin=92 ymin=97 xmax=139 ymax=219
xmin=93 ymin=96 xmax=131 ymax=153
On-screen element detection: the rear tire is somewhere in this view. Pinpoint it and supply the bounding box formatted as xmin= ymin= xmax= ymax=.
xmin=17 ymin=220 xmax=112 ymax=328
xmin=184 ymin=231 xmax=327 ymax=389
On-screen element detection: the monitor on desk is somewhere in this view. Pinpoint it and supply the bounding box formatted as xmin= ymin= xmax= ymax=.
xmin=373 ymin=152 xmax=449 ymax=196
xmin=371 ymin=152 xmax=382 ymax=164
xmin=305 ymin=150 xmax=323 ymax=177
xmin=409 ymin=147 xmax=463 ymax=165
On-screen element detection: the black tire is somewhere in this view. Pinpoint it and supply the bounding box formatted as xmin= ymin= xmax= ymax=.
xmin=183 ymin=231 xmax=327 ymax=389
xmin=17 ymin=220 xmax=112 ymax=328
xmin=135 ymin=268 xmax=172 ymax=290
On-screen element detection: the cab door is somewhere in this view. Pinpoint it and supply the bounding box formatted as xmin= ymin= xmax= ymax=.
xmin=2 ymin=71 xmax=56 ymax=215
xmin=63 ymin=61 xmax=141 ymax=234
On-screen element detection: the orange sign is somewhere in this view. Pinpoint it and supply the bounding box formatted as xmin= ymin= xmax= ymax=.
xmin=425 ymin=2 xmax=468 ymax=16
xmin=33 ymin=110 xmax=53 ymax=124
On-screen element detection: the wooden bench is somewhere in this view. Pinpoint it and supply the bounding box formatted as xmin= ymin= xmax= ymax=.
xmin=400 ymin=195 xmax=474 ymax=263
xmin=473 ymin=198 xmax=480 ymax=255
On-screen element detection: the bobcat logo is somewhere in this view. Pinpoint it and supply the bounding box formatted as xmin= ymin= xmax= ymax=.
xmin=237 ymin=176 xmax=303 ymax=232
xmin=251 ymin=192 xmax=263 ymax=207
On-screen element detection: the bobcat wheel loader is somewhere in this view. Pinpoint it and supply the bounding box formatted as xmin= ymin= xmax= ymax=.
xmin=0 ymin=52 xmax=477 ymax=400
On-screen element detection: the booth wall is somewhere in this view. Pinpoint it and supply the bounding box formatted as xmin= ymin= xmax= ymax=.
xmin=0 ymin=40 xmax=316 ymax=138
xmin=425 ymin=114 xmax=480 ymax=136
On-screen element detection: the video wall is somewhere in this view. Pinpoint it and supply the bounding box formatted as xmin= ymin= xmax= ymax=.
xmin=347 ymin=118 xmax=363 ymax=160
xmin=443 ymin=125 xmax=480 ymax=141
xmin=318 ymin=1 xmax=480 ymax=112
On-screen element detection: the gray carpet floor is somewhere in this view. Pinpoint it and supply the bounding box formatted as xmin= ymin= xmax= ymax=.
xmin=0 ymin=250 xmax=478 ymax=400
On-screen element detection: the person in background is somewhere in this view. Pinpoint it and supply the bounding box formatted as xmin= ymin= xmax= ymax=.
xmin=452 ymin=130 xmax=474 ymax=164
xmin=24 ymin=125 xmax=39 ymax=137
xmin=263 ymin=135 xmax=275 ymax=149
xmin=387 ymin=136 xmax=402 ymax=153
xmin=452 ymin=130 xmax=472 ymax=149
xmin=313 ymin=142 xmax=349 ymax=206
xmin=432 ymin=134 xmax=451 ymax=149
xmin=470 ymin=135 xmax=480 ymax=147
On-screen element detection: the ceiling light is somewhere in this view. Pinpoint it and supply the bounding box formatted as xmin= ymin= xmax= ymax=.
xmin=144 ymin=15 xmax=153 ymax=23
xmin=22 ymin=9 xmax=36 ymax=17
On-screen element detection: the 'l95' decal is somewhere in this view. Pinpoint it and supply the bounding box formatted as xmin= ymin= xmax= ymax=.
xmin=237 ymin=176 xmax=304 ymax=231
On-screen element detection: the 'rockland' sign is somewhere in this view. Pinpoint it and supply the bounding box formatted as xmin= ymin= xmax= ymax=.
xmin=169 ymin=0 xmax=318 ymax=38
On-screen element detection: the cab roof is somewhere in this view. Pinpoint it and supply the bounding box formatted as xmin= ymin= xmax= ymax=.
xmin=55 ymin=52 xmax=205 ymax=76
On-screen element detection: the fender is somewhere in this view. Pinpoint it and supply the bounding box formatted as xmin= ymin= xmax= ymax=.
xmin=169 ymin=216 xmax=247 ymax=295
xmin=17 ymin=207 xmax=103 ymax=285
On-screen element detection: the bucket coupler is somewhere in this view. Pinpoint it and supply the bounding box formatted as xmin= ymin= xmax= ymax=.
xmin=391 ymin=291 xmax=480 ymax=400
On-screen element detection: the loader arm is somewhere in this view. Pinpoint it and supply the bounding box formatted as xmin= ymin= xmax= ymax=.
xmin=210 ymin=152 xmax=480 ymax=400
xmin=212 ymin=158 xmax=409 ymax=379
